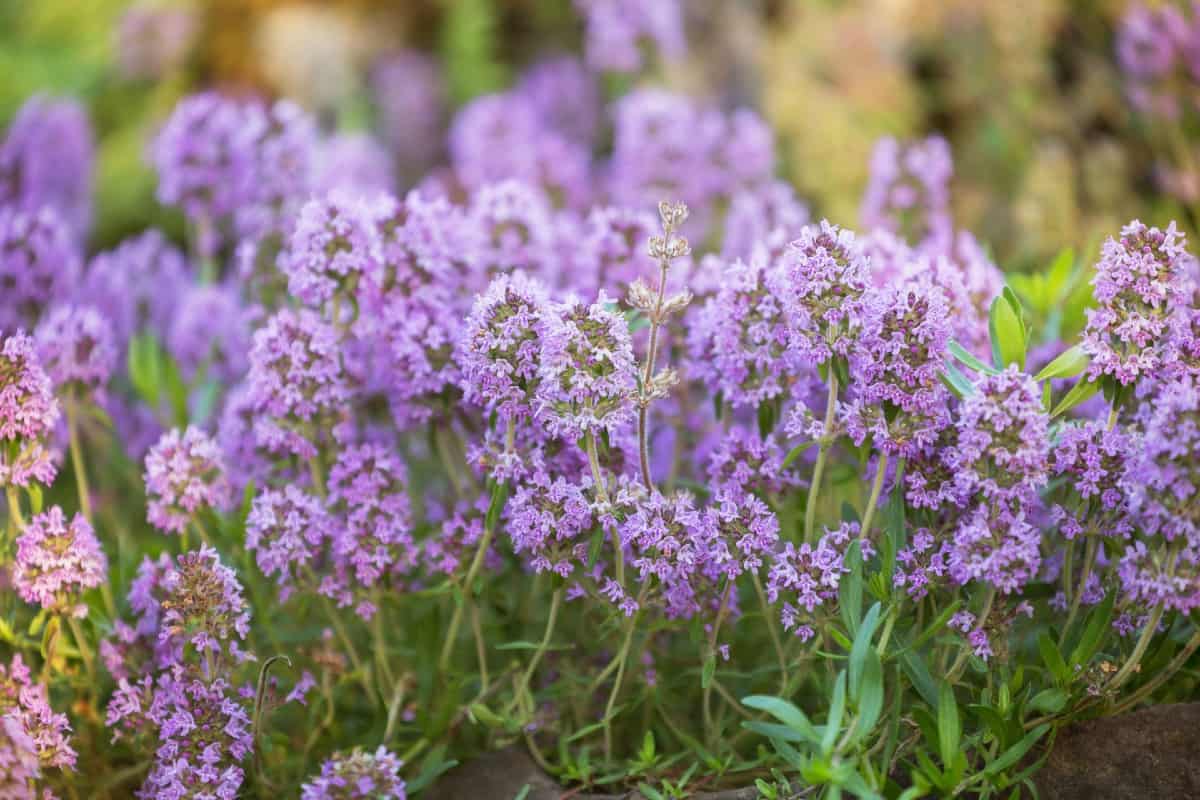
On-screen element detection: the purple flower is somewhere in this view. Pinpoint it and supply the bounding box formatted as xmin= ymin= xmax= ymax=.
xmin=0 ymin=331 xmax=60 ymax=488
xmin=947 ymin=366 xmax=1049 ymax=518
xmin=575 ymin=0 xmax=685 ymax=73
xmin=1118 ymin=3 xmax=1182 ymax=79
xmin=301 ymin=747 xmax=406 ymax=800
xmin=314 ymin=133 xmax=396 ymax=197
xmin=948 ymin=505 xmax=1041 ymax=594
xmin=699 ymin=490 xmax=781 ymax=578
xmin=721 ymin=180 xmax=810 ymax=262
xmin=457 ymin=271 xmax=550 ymax=420
xmin=506 ymin=471 xmax=593 ymax=577
xmin=423 ymin=495 xmax=499 ymax=578
xmin=516 ymin=55 xmax=601 ymax=147
xmin=695 ymin=253 xmax=802 ymax=409
xmin=1050 ymin=420 xmax=1136 ymax=540
xmin=158 ymin=546 xmax=251 ymax=659
xmin=0 ymin=654 xmax=76 ymax=790
xmin=467 ymin=180 xmax=558 ymax=282
xmin=776 ymin=220 xmax=872 ymax=367
xmin=372 ymin=51 xmax=446 ymax=184
xmin=1082 ymin=220 xmax=1190 ymax=386
xmin=327 ymin=444 xmax=417 ymax=615
xmin=0 ymin=204 xmax=80 ymax=331
xmin=1118 ymin=538 xmax=1200 ymax=613
xmin=247 ymin=309 xmax=350 ymax=459
xmin=861 ymin=135 xmax=953 ymax=247
xmin=536 ymin=292 xmax=637 ymax=437
xmin=895 ymin=528 xmax=950 ymax=600
xmin=842 ymin=280 xmax=952 ymax=457
xmin=80 ymin=230 xmax=190 ymax=350
xmin=620 ymin=490 xmax=706 ymax=619
xmin=704 ymin=426 xmax=799 ymax=497
xmin=236 ymin=99 xmax=319 ymax=242
xmin=575 ymin=206 xmax=659 ymax=296
xmin=282 ymin=191 xmax=384 ymax=308
xmin=34 ymin=304 xmax=117 ymax=398
xmin=1128 ymin=376 xmax=1200 ymax=542
xmin=13 ymin=506 xmax=106 ymax=618
xmin=144 ymin=426 xmax=232 ymax=535
xmin=766 ymin=523 xmax=855 ymax=637
xmin=167 ymin=283 xmax=254 ymax=383
xmin=246 ymin=485 xmax=334 ymax=601
xmin=0 ymin=95 xmax=94 ymax=237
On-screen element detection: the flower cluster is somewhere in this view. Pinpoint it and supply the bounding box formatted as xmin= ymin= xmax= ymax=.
xmin=13 ymin=506 xmax=106 ymax=617
xmin=575 ymin=0 xmax=685 ymax=73
xmin=301 ymin=747 xmax=406 ymax=800
xmin=0 ymin=330 xmax=60 ymax=487
xmin=0 ymin=654 xmax=76 ymax=794
xmin=144 ymin=426 xmax=232 ymax=535
xmin=246 ymin=484 xmax=335 ymax=601
xmin=0 ymin=205 xmax=80 ymax=331
xmin=506 ymin=471 xmax=593 ymax=577
xmin=34 ymin=304 xmax=117 ymax=398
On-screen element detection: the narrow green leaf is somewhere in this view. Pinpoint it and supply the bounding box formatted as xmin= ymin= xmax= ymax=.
xmin=908 ymin=599 xmax=962 ymax=652
xmin=984 ymin=724 xmax=1051 ymax=776
xmin=1068 ymin=589 xmax=1116 ymax=667
xmin=1051 ymin=378 xmax=1100 ymax=419
xmin=742 ymin=720 xmax=816 ymax=744
xmin=1029 ymin=688 xmax=1068 ymax=715
xmin=940 ymin=362 xmax=975 ymax=398
xmin=742 ymin=695 xmax=821 ymax=744
xmin=822 ymin=671 xmax=848 ymax=755
xmin=948 ymin=340 xmax=1001 ymax=375
xmin=850 ymin=603 xmax=883 ymax=698
xmin=900 ymin=650 xmax=938 ymax=707
xmin=701 ymin=653 xmax=716 ymax=690
xmin=1037 ymin=631 xmax=1069 ymax=685
xmin=1033 ymin=344 xmax=1088 ymax=382
xmin=839 ymin=541 xmax=864 ymax=637
xmin=990 ymin=293 xmax=1026 ymax=369
xmin=781 ymin=439 xmax=817 ymax=470
xmin=937 ymin=683 xmax=960 ymax=767
xmin=855 ymin=652 xmax=885 ymax=736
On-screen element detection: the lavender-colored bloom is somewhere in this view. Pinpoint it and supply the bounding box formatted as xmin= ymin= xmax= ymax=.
xmin=1082 ymin=220 xmax=1190 ymax=386
xmin=327 ymin=444 xmax=417 ymax=615
xmin=894 ymin=528 xmax=950 ymax=600
xmin=575 ymin=0 xmax=686 ymax=73
xmin=776 ymin=220 xmax=872 ymax=367
xmin=1118 ymin=538 xmax=1200 ymax=613
xmin=506 ymin=471 xmax=593 ymax=577
xmin=697 ymin=254 xmax=801 ymax=409
xmin=159 ymin=545 xmax=251 ymax=659
xmin=13 ymin=506 xmax=106 ymax=618
xmin=450 ymin=93 xmax=592 ymax=209
xmin=947 ymin=366 xmax=1049 ymax=518
xmin=314 ymin=133 xmax=396 ymax=197
xmin=468 ymin=180 xmax=558 ymax=282
xmin=457 ymin=271 xmax=549 ymax=419
xmin=699 ymin=490 xmax=781 ymax=577
xmin=842 ymin=280 xmax=952 ymax=457
xmin=0 ymin=654 xmax=76 ymax=792
xmin=151 ymin=92 xmax=260 ymax=248
xmin=115 ymin=3 xmax=196 ymax=80
xmin=948 ymin=505 xmax=1041 ymax=594
xmin=906 ymin=231 xmax=1004 ymax=358
xmin=167 ymin=283 xmax=253 ymax=383
xmin=301 ymin=747 xmax=406 ymax=800
xmin=861 ymin=135 xmax=953 ymax=247
xmin=144 ymin=426 xmax=232 ymax=535
xmin=423 ymin=495 xmax=499 ymax=578
xmin=236 ymin=100 xmax=319 ymax=243
xmin=721 ymin=180 xmax=811 ymax=262
xmin=108 ymin=666 xmax=253 ymax=800
xmin=1128 ymin=376 xmax=1200 ymax=542
xmin=216 ymin=381 xmax=273 ymax=494
xmin=81 ymin=230 xmax=190 ymax=349
xmin=574 ymin=206 xmax=658 ymax=295
xmin=1050 ymin=420 xmax=1136 ymax=540
xmin=0 ymin=331 xmax=60 ymax=488
xmin=282 ymin=191 xmax=383 ymax=308
xmin=0 ymin=95 xmax=94 ymax=237
xmin=372 ymin=51 xmax=446 ymax=185
xmin=1117 ymin=3 xmax=1182 ymax=79
xmin=517 ymin=56 xmax=601 ymax=147
xmin=705 ymin=426 xmax=799 ymax=496
xmin=247 ymin=308 xmax=350 ymax=458
xmin=536 ymin=292 xmax=637 ymax=437
xmin=620 ymin=490 xmax=706 ymax=619
xmin=766 ymin=523 xmax=856 ymax=640
xmin=0 ymin=204 xmax=80 ymax=331
xmin=246 ymin=485 xmax=334 ymax=601
xmin=34 ymin=304 xmax=117 ymax=398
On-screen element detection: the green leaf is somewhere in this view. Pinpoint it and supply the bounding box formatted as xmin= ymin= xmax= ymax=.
xmin=742 ymin=695 xmax=821 ymax=744
xmin=900 ymin=650 xmax=938 ymax=707
xmin=948 ymin=340 xmax=1001 ymax=375
xmin=495 ymin=640 xmax=574 ymax=652
xmin=989 ymin=292 xmax=1026 ymax=370
xmin=1029 ymin=688 xmax=1068 ymax=715
xmin=127 ymin=333 xmax=163 ymax=408
xmin=983 ymin=724 xmax=1051 ymax=776
xmin=907 ymin=599 xmax=962 ymax=652
xmin=1034 ymin=344 xmax=1088 ymax=382
xmin=940 ymin=362 xmax=975 ymax=398
xmin=743 ymin=720 xmax=817 ymax=744
xmin=162 ymin=353 xmax=189 ymax=427
xmin=839 ymin=541 xmax=864 ymax=637
xmin=1037 ymin=631 xmax=1070 ymax=685
xmin=1068 ymin=589 xmax=1116 ymax=667
xmin=781 ymin=439 xmax=817 ymax=470
xmin=513 ymin=785 xmax=532 ymax=800
xmin=937 ymin=683 xmax=960 ymax=767
xmin=822 ymin=671 xmax=848 ymax=754
xmin=1051 ymin=377 xmax=1100 ymax=418
xmin=855 ymin=652 xmax=885 ymax=736
xmin=484 ymin=480 xmax=509 ymax=532
xmin=850 ymin=603 xmax=883 ymax=698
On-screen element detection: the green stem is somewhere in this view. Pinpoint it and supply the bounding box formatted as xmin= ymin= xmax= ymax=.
xmin=603 ymin=615 xmax=638 ymax=760
xmin=1108 ymin=604 xmax=1165 ymax=693
xmin=470 ymin=600 xmax=489 ymax=694
xmin=948 ymin=588 xmax=995 ymax=682
xmin=1061 ymin=536 xmax=1098 ymax=645
xmin=805 ymin=372 xmax=839 ymax=543
xmin=5 ymin=486 xmax=25 ymax=533
xmin=438 ymin=520 xmax=495 ymax=673
xmin=513 ymin=587 xmax=564 ymax=710
xmin=753 ymin=573 xmax=788 ymax=692
xmin=315 ymin=590 xmax=375 ymax=706
xmin=66 ymin=400 xmax=92 ymax=522
xmin=636 ymin=259 xmax=670 ymax=490
xmin=66 ymin=615 xmax=96 ymax=685
xmin=859 ymin=452 xmax=889 ymax=539
xmin=307 ymin=457 xmax=327 ymax=499
xmin=1112 ymin=627 xmax=1200 ymax=715
xmin=586 ymin=432 xmax=622 ymax=586
xmin=702 ymin=588 xmax=733 ymax=745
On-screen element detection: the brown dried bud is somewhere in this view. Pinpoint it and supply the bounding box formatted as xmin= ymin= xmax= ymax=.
xmin=627 ymin=278 xmax=657 ymax=312
xmin=643 ymin=367 xmax=679 ymax=402
xmin=658 ymin=200 xmax=689 ymax=233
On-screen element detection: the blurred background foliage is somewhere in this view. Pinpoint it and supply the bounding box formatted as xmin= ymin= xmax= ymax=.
xmin=0 ymin=0 xmax=1181 ymax=273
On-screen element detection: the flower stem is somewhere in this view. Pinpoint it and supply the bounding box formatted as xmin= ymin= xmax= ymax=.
xmin=315 ymin=589 xmax=375 ymax=706
xmin=66 ymin=400 xmax=92 ymax=522
xmin=586 ymin=431 xmax=623 ymax=587
xmin=1112 ymin=627 xmax=1200 ymax=715
xmin=438 ymin=519 xmax=495 ymax=673
xmin=513 ymin=587 xmax=564 ymax=712
xmin=603 ymin=612 xmax=639 ymax=760
xmin=1108 ymin=603 xmax=1165 ymax=693
xmin=636 ymin=259 xmax=671 ymax=490
xmin=1061 ymin=536 xmax=1098 ymax=644
xmin=805 ymin=372 xmax=839 ymax=543
xmin=752 ymin=573 xmax=788 ymax=691
xmin=66 ymin=615 xmax=96 ymax=685
xmin=859 ymin=452 xmax=889 ymax=539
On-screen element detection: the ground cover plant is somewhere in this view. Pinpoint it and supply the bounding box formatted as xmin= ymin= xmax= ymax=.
xmin=3 ymin=2 xmax=1200 ymax=798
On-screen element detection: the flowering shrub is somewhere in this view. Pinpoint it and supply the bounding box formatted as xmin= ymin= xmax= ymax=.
xmin=2 ymin=4 xmax=1200 ymax=798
